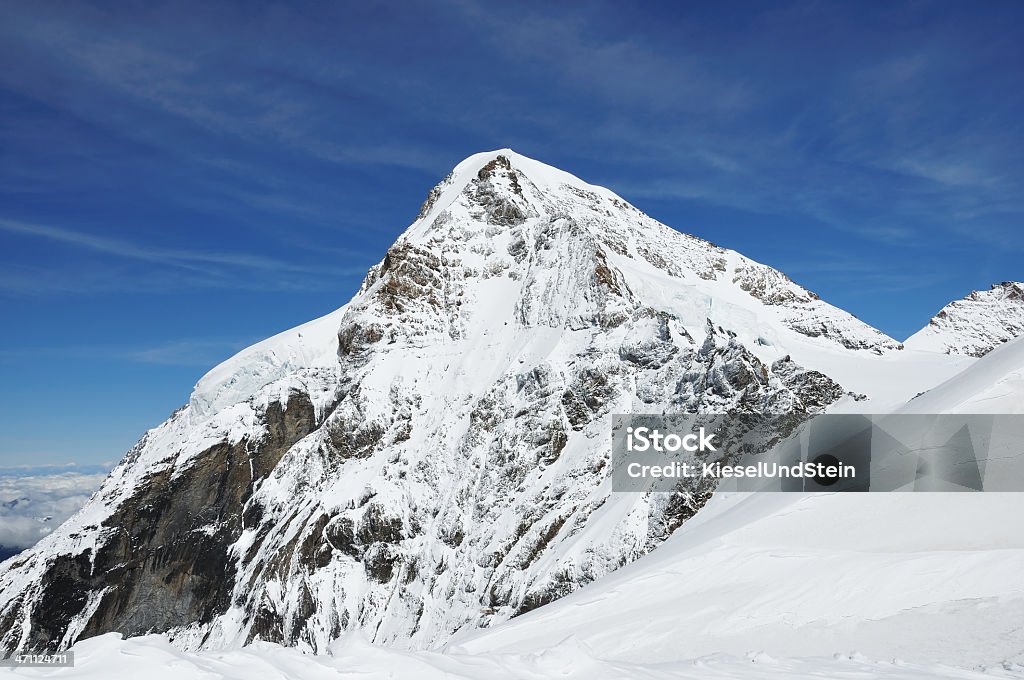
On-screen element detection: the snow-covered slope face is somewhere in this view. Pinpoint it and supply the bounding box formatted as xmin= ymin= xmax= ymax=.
xmin=904 ymin=282 xmax=1024 ymax=357
xmin=0 ymin=150 xmax=966 ymax=656
xmin=456 ymin=341 xmax=1024 ymax=669
xmin=902 ymin=334 xmax=1024 ymax=414
xmin=456 ymin=492 xmax=1024 ymax=669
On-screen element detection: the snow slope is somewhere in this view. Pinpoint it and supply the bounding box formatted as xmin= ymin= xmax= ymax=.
xmin=904 ymin=335 xmax=1024 ymax=413
xmin=449 ymin=336 xmax=1024 ymax=670
xmin=453 ymin=491 xmax=1024 ymax=668
xmin=7 ymin=631 xmax=1022 ymax=680
xmin=189 ymin=305 xmax=350 ymax=418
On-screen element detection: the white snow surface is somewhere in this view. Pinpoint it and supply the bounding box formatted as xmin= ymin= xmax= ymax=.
xmin=903 ymin=335 xmax=1024 ymax=414
xmin=190 ymin=305 xmax=350 ymax=418
xmin=7 ymin=630 xmax=1022 ymax=680
xmin=454 ymin=491 xmax=1024 ymax=668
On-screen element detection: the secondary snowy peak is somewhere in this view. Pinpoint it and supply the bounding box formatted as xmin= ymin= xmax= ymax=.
xmin=904 ymin=281 xmax=1024 ymax=357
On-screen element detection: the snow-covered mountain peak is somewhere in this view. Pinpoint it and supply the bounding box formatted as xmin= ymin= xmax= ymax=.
xmin=415 ymin=149 xmax=616 ymax=218
xmin=397 ymin=150 xmax=899 ymax=355
xmin=190 ymin=149 xmax=903 ymax=426
xmin=408 ymin=149 xmax=625 ymax=242
xmin=904 ymin=281 xmax=1024 ymax=357
xmin=1 ymin=150 xmax=950 ymax=658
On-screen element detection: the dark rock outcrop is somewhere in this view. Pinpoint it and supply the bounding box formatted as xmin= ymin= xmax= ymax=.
xmin=3 ymin=392 xmax=318 ymax=654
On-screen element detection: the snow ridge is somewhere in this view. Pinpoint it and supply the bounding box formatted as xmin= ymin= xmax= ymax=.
xmin=905 ymin=281 xmax=1024 ymax=357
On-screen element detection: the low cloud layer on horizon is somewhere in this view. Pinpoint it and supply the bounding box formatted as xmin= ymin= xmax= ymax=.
xmin=0 ymin=470 xmax=108 ymax=550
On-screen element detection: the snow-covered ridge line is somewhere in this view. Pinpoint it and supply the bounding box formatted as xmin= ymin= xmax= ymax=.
xmin=905 ymin=281 xmax=1024 ymax=357
xmin=189 ymin=305 xmax=349 ymax=418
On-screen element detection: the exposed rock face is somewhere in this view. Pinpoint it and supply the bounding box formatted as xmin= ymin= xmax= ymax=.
xmin=0 ymin=150 xmax=901 ymax=656
xmin=732 ymin=261 xmax=898 ymax=353
xmin=904 ymin=282 xmax=1024 ymax=357
xmin=1 ymin=394 xmax=319 ymax=653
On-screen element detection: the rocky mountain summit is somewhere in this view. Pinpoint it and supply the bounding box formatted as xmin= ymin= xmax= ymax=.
xmin=904 ymin=282 xmax=1024 ymax=357
xmin=0 ymin=150 xmax=960 ymax=656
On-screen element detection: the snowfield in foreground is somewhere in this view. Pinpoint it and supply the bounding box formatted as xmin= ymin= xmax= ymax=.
xmin=9 ymin=491 xmax=1024 ymax=678
xmin=456 ymin=492 xmax=1024 ymax=667
xmin=5 ymin=630 xmax=1023 ymax=679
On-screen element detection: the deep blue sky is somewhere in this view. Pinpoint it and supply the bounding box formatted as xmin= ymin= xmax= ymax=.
xmin=0 ymin=1 xmax=1021 ymax=467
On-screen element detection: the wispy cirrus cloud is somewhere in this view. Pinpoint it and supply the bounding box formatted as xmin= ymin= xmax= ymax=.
xmin=0 ymin=217 xmax=320 ymax=273
xmin=0 ymin=337 xmax=258 ymax=368
xmin=780 ymin=253 xmax=954 ymax=294
xmin=0 ymin=4 xmax=453 ymax=178
xmin=126 ymin=338 xmax=256 ymax=367
xmin=0 ymin=217 xmax=374 ymax=295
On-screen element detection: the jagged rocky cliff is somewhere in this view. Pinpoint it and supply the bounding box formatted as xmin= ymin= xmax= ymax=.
xmin=0 ymin=150 xmax=924 ymax=655
xmin=904 ymin=282 xmax=1024 ymax=357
